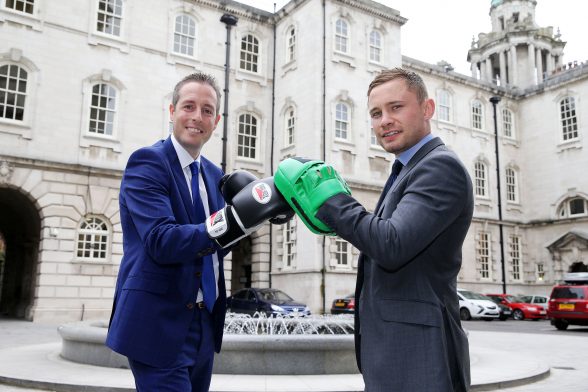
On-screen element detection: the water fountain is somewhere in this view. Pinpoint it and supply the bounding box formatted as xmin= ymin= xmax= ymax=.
xmin=58 ymin=313 xmax=359 ymax=375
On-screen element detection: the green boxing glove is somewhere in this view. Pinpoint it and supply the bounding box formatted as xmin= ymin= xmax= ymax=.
xmin=274 ymin=157 xmax=351 ymax=235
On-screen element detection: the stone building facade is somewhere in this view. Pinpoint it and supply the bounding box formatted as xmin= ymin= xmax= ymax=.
xmin=0 ymin=0 xmax=585 ymax=322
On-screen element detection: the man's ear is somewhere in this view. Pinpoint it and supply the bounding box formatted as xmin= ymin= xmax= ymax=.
xmin=423 ymin=98 xmax=435 ymax=120
xmin=169 ymin=103 xmax=175 ymax=117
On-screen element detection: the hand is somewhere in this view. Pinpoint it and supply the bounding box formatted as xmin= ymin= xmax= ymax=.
xmin=274 ymin=157 xmax=351 ymax=235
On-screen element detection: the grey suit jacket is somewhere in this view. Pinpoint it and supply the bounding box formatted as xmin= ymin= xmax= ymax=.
xmin=317 ymin=137 xmax=473 ymax=392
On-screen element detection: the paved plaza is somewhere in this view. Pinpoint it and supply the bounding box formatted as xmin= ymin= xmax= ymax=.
xmin=0 ymin=318 xmax=587 ymax=391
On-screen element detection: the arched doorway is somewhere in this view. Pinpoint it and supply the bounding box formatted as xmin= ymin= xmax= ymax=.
xmin=230 ymin=236 xmax=252 ymax=293
xmin=0 ymin=187 xmax=41 ymax=319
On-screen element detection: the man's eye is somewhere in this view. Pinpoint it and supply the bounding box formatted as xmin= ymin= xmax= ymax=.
xmin=184 ymin=105 xmax=193 ymax=110
xmin=370 ymin=112 xmax=381 ymax=119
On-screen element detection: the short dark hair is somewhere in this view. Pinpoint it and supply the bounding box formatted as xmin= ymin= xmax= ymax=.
xmin=172 ymin=72 xmax=222 ymax=115
xmin=367 ymin=68 xmax=428 ymax=103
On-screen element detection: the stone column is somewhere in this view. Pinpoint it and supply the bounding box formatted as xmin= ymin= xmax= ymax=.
xmin=510 ymin=45 xmax=518 ymax=86
xmin=499 ymin=51 xmax=507 ymax=86
xmin=486 ymin=57 xmax=493 ymax=82
xmin=480 ymin=60 xmax=487 ymax=82
xmin=536 ymin=49 xmax=544 ymax=82
xmin=547 ymin=53 xmax=555 ymax=75
xmin=528 ymin=43 xmax=536 ymax=84
xmin=471 ymin=62 xmax=478 ymax=79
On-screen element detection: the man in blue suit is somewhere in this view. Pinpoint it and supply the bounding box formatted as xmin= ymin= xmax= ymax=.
xmin=106 ymin=72 xmax=232 ymax=391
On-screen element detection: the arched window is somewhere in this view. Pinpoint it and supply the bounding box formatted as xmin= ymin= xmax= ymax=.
xmin=335 ymin=102 xmax=349 ymax=140
xmin=76 ymin=216 xmax=109 ymax=261
xmin=560 ymin=97 xmax=578 ymax=141
xmin=286 ymin=26 xmax=296 ymax=62
xmin=474 ymin=161 xmax=488 ymax=197
xmin=0 ymin=64 xmax=28 ymax=121
xmin=502 ymin=108 xmax=515 ymax=138
xmin=237 ymin=113 xmax=258 ymax=159
xmin=505 ymin=167 xmax=518 ymax=202
xmin=89 ymin=83 xmax=117 ymax=136
xmin=369 ymin=30 xmax=381 ymax=63
xmin=557 ymin=196 xmax=588 ymax=218
xmin=471 ymin=100 xmax=483 ymax=130
xmin=97 ymin=0 xmax=123 ymax=36
xmin=437 ymin=89 xmax=452 ymax=122
xmin=240 ymin=34 xmax=259 ymax=73
xmin=285 ymin=107 xmax=295 ymax=146
xmin=334 ymin=19 xmax=348 ymax=53
xmin=173 ymin=15 xmax=196 ymax=56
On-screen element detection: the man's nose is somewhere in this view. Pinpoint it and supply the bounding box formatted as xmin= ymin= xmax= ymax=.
xmin=190 ymin=108 xmax=202 ymax=121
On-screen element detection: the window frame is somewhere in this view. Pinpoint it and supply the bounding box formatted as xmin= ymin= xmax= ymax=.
xmin=368 ymin=30 xmax=381 ymax=63
xmin=0 ymin=63 xmax=28 ymax=123
xmin=334 ymin=18 xmax=349 ymax=54
xmin=4 ymin=0 xmax=34 ymax=14
xmin=75 ymin=215 xmax=111 ymax=263
xmin=471 ymin=99 xmax=484 ymax=130
xmin=502 ymin=108 xmax=515 ymax=139
xmin=173 ymin=14 xmax=197 ymax=57
xmin=559 ymin=96 xmax=579 ymax=142
xmin=437 ymin=89 xmax=452 ymax=123
xmin=505 ymin=167 xmax=518 ymax=203
xmin=239 ymin=33 xmax=260 ymax=74
xmin=282 ymin=217 xmax=296 ymax=268
xmin=237 ymin=112 xmax=258 ymax=160
xmin=95 ymin=0 xmax=123 ymax=37
xmin=476 ymin=231 xmax=491 ymax=280
xmin=474 ymin=161 xmax=488 ymax=198
xmin=284 ymin=106 xmax=295 ymax=147
xmin=509 ymin=234 xmax=522 ymax=282
xmin=88 ymin=82 xmax=118 ymax=138
xmin=335 ymin=102 xmax=349 ymax=141
xmin=286 ymin=25 xmax=296 ymax=63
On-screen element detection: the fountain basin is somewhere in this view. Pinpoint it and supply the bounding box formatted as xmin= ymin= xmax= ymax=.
xmin=58 ymin=317 xmax=358 ymax=375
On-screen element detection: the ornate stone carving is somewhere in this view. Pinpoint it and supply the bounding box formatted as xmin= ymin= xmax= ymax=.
xmin=0 ymin=161 xmax=14 ymax=183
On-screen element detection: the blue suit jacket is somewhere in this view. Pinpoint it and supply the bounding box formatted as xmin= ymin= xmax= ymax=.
xmin=106 ymin=137 xmax=228 ymax=368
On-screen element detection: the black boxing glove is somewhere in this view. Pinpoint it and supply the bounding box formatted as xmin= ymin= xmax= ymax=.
xmin=219 ymin=170 xmax=258 ymax=203
xmin=231 ymin=177 xmax=294 ymax=226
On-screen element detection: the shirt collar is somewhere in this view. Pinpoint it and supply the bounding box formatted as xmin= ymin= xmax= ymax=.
xmin=171 ymin=134 xmax=201 ymax=169
xmin=396 ymin=133 xmax=434 ymax=166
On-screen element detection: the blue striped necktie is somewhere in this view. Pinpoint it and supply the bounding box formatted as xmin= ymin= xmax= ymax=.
xmin=189 ymin=162 xmax=216 ymax=312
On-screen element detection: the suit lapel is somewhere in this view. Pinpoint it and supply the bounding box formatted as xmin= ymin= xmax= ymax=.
xmin=163 ymin=137 xmax=197 ymax=223
xmin=376 ymin=137 xmax=444 ymax=215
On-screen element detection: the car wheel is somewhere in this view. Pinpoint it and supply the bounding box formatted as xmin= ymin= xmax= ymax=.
xmin=460 ymin=308 xmax=471 ymax=321
xmin=553 ymin=319 xmax=569 ymax=330
xmin=513 ymin=309 xmax=525 ymax=320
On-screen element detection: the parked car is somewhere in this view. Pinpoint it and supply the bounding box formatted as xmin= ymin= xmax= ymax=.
xmin=227 ymin=288 xmax=311 ymax=317
xmin=547 ymin=272 xmax=588 ymax=330
xmin=331 ymin=294 xmax=355 ymax=314
xmin=457 ymin=289 xmax=500 ymax=321
xmin=486 ymin=296 xmax=513 ymax=320
xmin=485 ymin=293 xmax=547 ymax=320
xmin=518 ymin=295 xmax=549 ymax=310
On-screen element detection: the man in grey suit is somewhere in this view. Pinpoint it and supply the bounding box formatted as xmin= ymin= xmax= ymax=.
xmin=313 ymin=68 xmax=473 ymax=391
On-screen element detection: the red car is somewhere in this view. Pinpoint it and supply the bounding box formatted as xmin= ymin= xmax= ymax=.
xmin=331 ymin=294 xmax=355 ymax=314
xmin=486 ymin=293 xmax=547 ymax=320
xmin=547 ymin=273 xmax=588 ymax=330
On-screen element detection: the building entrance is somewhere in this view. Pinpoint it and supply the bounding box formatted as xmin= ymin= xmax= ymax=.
xmin=230 ymin=236 xmax=252 ymax=293
xmin=0 ymin=188 xmax=40 ymax=319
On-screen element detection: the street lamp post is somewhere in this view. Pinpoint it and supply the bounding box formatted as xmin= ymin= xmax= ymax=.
xmin=490 ymin=95 xmax=507 ymax=294
xmin=220 ymin=13 xmax=238 ymax=173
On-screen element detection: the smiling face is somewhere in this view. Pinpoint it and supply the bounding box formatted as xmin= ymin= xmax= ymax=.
xmin=368 ymin=78 xmax=435 ymax=155
xmin=170 ymin=81 xmax=221 ymax=159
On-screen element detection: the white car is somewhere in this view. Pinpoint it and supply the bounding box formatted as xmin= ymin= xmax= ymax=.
xmin=518 ymin=295 xmax=549 ymax=310
xmin=457 ymin=289 xmax=500 ymax=321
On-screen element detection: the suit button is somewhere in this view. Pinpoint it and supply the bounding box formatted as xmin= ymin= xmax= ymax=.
xmin=186 ymin=302 xmax=195 ymax=310
xmin=195 ymin=271 xmax=202 ymax=277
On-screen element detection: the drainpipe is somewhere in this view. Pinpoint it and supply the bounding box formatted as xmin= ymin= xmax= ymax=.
xmin=490 ymin=95 xmax=507 ymax=295
xmin=320 ymin=0 xmax=327 ymax=314
xmin=269 ymin=7 xmax=278 ymax=288
xmin=220 ymin=13 xmax=238 ymax=173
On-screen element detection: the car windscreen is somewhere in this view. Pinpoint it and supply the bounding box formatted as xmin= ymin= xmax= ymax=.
xmin=459 ymin=290 xmax=489 ymax=300
xmin=259 ymin=290 xmax=294 ymax=302
xmin=551 ymin=287 xmax=586 ymax=300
